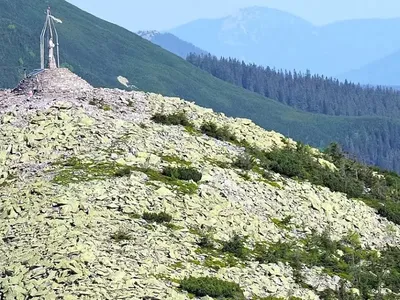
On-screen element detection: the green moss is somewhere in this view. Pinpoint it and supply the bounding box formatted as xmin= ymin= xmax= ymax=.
xmin=257 ymin=177 xmax=283 ymax=189
xmin=164 ymin=223 xmax=184 ymax=230
xmin=203 ymin=256 xmax=230 ymax=270
xmin=271 ymin=216 xmax=293 ymax=230
xmin=205 ymin=158 xmax=230 ymax=169
xmin=162 ymin=155 xmax=192 ymax=166
xmin=170 ymin=261 xmax=184 ymax=269
xmin=144 ymin=168 xmax=199 ymax=194
xmin=128 ymin=213 xmax=141 ymax=219
xmin=188 ymin=259 xmax=201 ymax=266
xmin=52 ymin=157 xmax=133 ymax=184
xmin=196 ymin=242 xmax=243 ymax=270
xmin=253 ymin=297 xmax=302 ymax=300
xmin=184 ymin=125 xmax=199 ymax=135
xmin=52 ymin=157 xmax=198 ymax=194
xmin=188 ymin=227 xmax=203 ymax=236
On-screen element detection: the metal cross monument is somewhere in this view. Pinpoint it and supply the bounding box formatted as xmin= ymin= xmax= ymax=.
xmin=40 ymin=7 xmax=61 ymax=69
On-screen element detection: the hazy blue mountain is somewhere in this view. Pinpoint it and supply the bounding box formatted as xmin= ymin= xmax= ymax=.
xmin=171 ymin=7 xmax=316 ymax=72
xmin=170 ymin=7 xmax=400 ymax=81
xmin=137 ymin=30 xmax=207 ymax=59
xmin=340 ymin=50 xmax=400 ymax=86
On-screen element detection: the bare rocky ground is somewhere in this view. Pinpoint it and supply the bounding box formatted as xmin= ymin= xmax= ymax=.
xmin=1 ymin=69 xmax=400 ymax=299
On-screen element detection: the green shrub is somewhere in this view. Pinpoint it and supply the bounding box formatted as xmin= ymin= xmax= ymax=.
xmin=102 ymin=104 xmax=112 ymax=111
xmin=114 ymin=166 xmax=132 ymax=177
xmin=378 ymin=201 xmax=400 ymax=225
xmin=200 ymin=122 xmax=237 ymax=142
xmin=180 ymin=276 xmax=244 ymax=299
xmin=222 ymin=234 xmax=248 ymax=260
xmin=233 ymin=154 xmax=255 ymax=170
xmin=111 ymin=229 xmax=132 ymax=242
xmin=142 ymin=212 xmax=172 ymax=224
xmin=254 ymin=240 xmax=297 ymax=264
xmin=151 ymin=112 xmax=191 ymax=126
xmin=197 ymin=234 xmax=214 ymax=249
xmin=162 ymin=166 xmax=202 ymax=182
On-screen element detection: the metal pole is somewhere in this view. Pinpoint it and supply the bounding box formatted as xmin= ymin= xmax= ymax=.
xmin=40 ymin=11 xmax=49 ymax=69
xmin=51 ymin=17 xmax=60 ymax=68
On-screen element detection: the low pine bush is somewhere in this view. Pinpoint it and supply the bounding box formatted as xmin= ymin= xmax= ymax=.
xmin=233 ymin=154 xmax=255 ymax=170
xmin=222 ymin=234 xmax=248 ymax=260
xmin=162 ymin=166 xmax=202 ymax=182
xmin=180 ymin=276 xmax=244 ymax=299
xmin=142 ymin=212 xmax=172 ymax=223
xmin=197 ymin=234 xmax=214 ymax=249
xmin=110 ymin=228 xmax=132 ymax=242
xmin=378 ymin=201 xmax=400 ymax=225
xmin=151 ymin=111 xmax=191 ymax=126
xmin=200 ymin=121 xmax=237 ymax=142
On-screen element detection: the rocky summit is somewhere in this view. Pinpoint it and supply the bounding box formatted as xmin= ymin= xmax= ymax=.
xmin=1 ymin=69 xmax=400 ymax=300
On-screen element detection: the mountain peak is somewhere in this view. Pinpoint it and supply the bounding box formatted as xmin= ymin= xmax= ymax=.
xmin=11 ymin=68 xmax=93 ymax=96
xmin=228 ymin=6 xmax=314 ymax=27
xmin=137 ymin=30 xmax=161 ymax=41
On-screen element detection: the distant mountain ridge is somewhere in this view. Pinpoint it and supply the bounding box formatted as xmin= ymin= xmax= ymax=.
xmin=170 ymin=7 xmax=400 ymax=84
xmin=340 ymin=50 xmax=400 ymax=86
xmin=137 ymin=30 xmax=207 ymax=59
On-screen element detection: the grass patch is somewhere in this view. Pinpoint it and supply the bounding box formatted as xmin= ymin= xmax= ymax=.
xmin=102 ymin=104 xmax=112 ymax=111
xmin=164 ymin=223 xmax=184 ymax=230
xmin=254 ymin=297 xmax=302 ymax=300
xmin=205 ymin=157 xmax=230 ymax=169
xmin=162 ymin=155 xmax=192 ymax=166
xmin=52 ymin=157 xmax=133 ymax=184
xmin=271 ymin=216 xmax=294 ymax=230
xmin=52 ymin=157 xmax=199 ymax=194
xmin=145 ymin=167 xmax=199 ymax=194
xmin=170 ymin=262 xmax=184 ymax=269
xmin=184 ymin=125 xmax=199 ymax=135
xmin=180 ymin=276 xmax=245 ymax=299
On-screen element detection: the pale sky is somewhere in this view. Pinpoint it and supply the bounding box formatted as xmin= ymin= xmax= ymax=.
xmin=66 ymin=0 xmax=400 ymax=31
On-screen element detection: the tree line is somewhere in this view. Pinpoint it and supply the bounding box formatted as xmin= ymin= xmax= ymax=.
xmin=187 ymin=53 xmax=400 ymax=118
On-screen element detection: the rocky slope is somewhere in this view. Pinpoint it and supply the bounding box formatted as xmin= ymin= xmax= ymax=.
xmin=1 ymin=69 xmax=400 ymax=300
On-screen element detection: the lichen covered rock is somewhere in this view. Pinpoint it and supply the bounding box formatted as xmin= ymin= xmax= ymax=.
xmin=1 ymin=72 xmax=400 ymax=299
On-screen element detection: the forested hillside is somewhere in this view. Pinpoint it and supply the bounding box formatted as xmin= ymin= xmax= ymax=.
xmin=187 ymin=54 xmax=400 ymax=118
xmin=187 ymin=53 xmax=400 ymax=171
